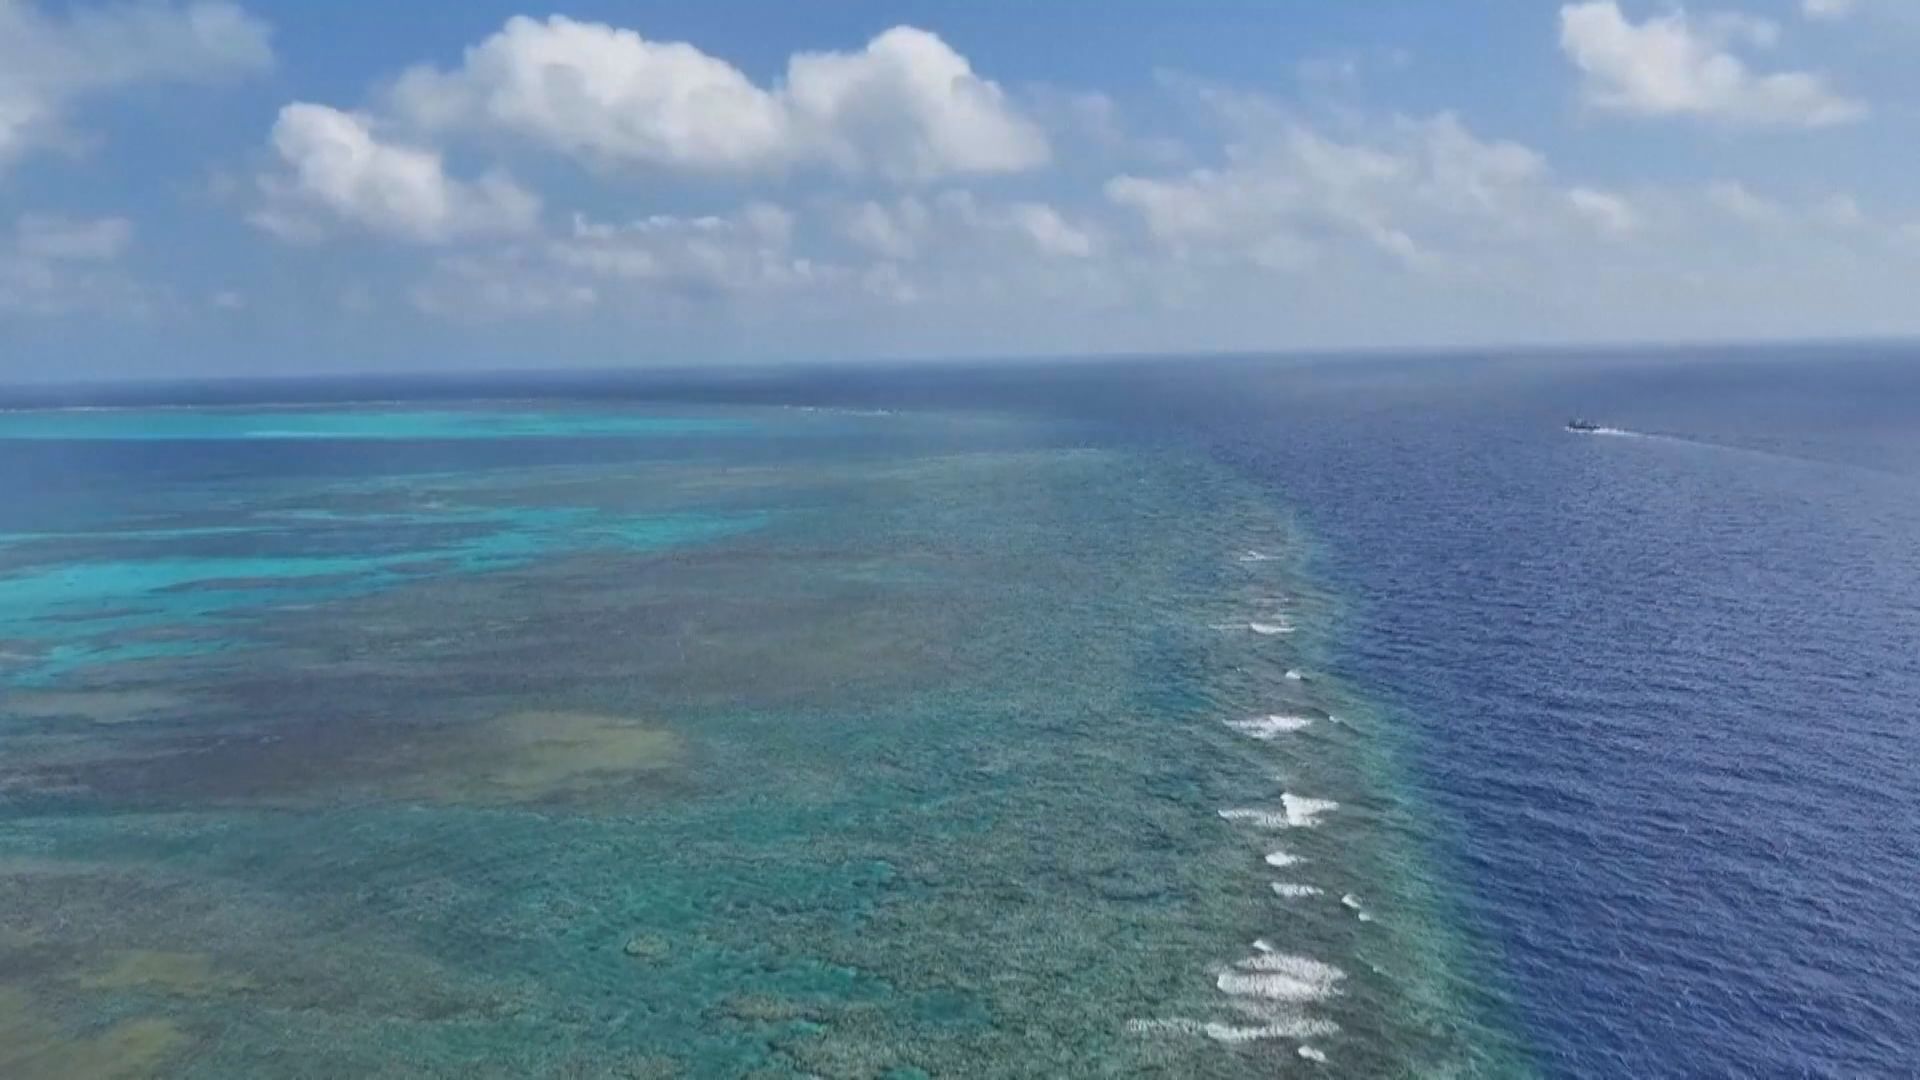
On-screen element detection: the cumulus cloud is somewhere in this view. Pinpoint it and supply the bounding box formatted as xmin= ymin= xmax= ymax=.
xmin=388 ymin=15 xmax=787 ymax=174
xmin=1801 ymin=0 xmax=1855 ymax=19
xmin=836 ymin=192 xmax=1094 ymax=265
xmin=404 ymin=187 xmax=1100 ymax=325
xmin=820 ymin=191 xmax=1120 ymax=320
xmin=1705 ymin=181 xmax=1873 ymax=231
xmin=253 ymin=103 xmax=540 ymax=243
xmin=413 ymin=202 xmax=828 ymax=319
xmin=550 ymin=202 xmax=819 ymax=296
xmin=1106 ymin=109 xmax=1568 ymax=275
xmin=387 ymin=17 xmax=1046 ymax=181
xmin=0 ymin=0 xmax=272 ymax=170
xmin=1005 ymin=202 xmax=1095 ymax=258
xmin=154 ymin=11 xmax=1920 ymax=353
xmin=783 ymin=26 xmax=1048 ymax=180
xmin=1559 ymin=2 xmax=1864 ymax=127
xmin=841 ymin=198 xmax=930 ymax=260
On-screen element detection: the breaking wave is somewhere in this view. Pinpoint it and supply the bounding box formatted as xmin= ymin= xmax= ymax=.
xmin=1224 ymin=714 xmax=1314 ymax=739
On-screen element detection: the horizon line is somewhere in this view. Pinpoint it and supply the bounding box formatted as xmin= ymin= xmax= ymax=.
xmin=5 ymin=332 xmax=1918 ymax=397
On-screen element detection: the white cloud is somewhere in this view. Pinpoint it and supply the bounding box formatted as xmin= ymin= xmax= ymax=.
xmin=858 ymin=261 xmax=919 ymax=304
xmin=841 ymin=198 xmax=930 ymax=259
xmin=551 ymin=202 xmax=818 ymax=295
xmin=1006 ymin=202 xmax=1094 ymax=258
xmin=412 ymin=251 xmax=598 ymax=318
xmin=0 ymin=0 xmax=272 ymax=170
xmin=1104 ymin=173 xmax=1227 ymax=247
xmin=0 ymin=253 xmax=64 ymax=314
xmin=820 ymin=191 xmax=1121 ymax=320
xmin=1802 ymin=0 xmax=1855 ymax=20
xmin=930 ymin=191 xmax=1096 ymax=259
xmin=837 ymin=192 xmax=1094 ymax=265
xmin=1706 ymin=180 xmax=1786 ymax=222
xmin=254 ymin=103 xmax=540 ymax=243
xmin=1103 ymin=152 xmax=1920 ymax=350
xmin=1106 ymin=109 xmax=1568 ymax=275
xmin=2 ymin=212 xmax=142 ymax=315
xmin=1025 ymin=85 xmax=1191 ymax=169
xmin=783 ymin=26 xmax=1048 ymax=181
xmin=1559 ymin=1 xmax=1865 ymax=127
xmin=389 ymin=15 xmax=787 ymax=174
xmin=1568 ymin=187 xmax=1639 ymax=236
xmin=408 ymin=189 xmax=1101 ymax=325
xmin=1704 ymin=182 xmax=1872 ymax=230
xmin=387 ymin=17 xmax=1046 ymax=181
xmin=15 ymin=213 xmax=133 ymax=259
xmin=413 ymin=201 xmax=827 ymax=319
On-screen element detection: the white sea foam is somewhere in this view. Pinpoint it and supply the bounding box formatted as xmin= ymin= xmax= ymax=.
xmin=1216 ymin=952 xmax=1345 ymax=1001
xmin=789 ymin=405 xmax=895 ymax=417
xmin=1236 ymin=952 xmax=1344 ymax=979
xmin=1209 ymin=617 xmax=1296 ymax=635
xmin=1284 ymin=668 xmax=1306 ymax=681
xmin=1224 ymin=714 xmax=1313 ymax=739
xmin=1271 ymin=882 xmax=1322 ymax=898
xmin=1264 ymin=850 xmax=1301 ymax=868
xmin=1125 ymin=1016 xmax=1336 ymax=1043
xmin=1341 ymin=893 xmax=1363 ymax=910
xmin=1299 ymin=1045 xmax=1329 ymax=1062
xmin=1218 ymin=809 xmax=1290 ymax=829
xmin=1220 ymin=795 xmax=1336 ymax=829
xmin=1126 ymin=944 xmax=1343 ymax=1048
xmin=1282 ymin=793 xmax=1338 ymax=827
xmin=1247 ymin=1015 xmax=1339 ymax=1041
xmin=1238 ymin=550 xmax=1277 ymax=562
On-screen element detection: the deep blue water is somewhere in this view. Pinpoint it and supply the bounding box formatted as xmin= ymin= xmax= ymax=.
xmin=1120 ymin=351 xmax=1920 ymax=1077
xmin=4 ymin=345 xmax=1917 ymax=1077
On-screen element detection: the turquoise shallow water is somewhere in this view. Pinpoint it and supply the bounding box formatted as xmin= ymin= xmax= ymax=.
xmin=0 ymin=408 xmax=750 ymax=441
xmin=0 ymin=502 xmax=765 ymax=686
xmin=0 ymin=402 xmax=1520 ymax=1077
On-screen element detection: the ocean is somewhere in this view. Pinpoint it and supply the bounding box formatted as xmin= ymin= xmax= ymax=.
xmin=1 ymin=345 xmax=1914 ymax=1077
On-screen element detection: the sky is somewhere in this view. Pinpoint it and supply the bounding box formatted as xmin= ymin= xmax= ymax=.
xmin=2 ymin=0 xmax=1919 ymax=381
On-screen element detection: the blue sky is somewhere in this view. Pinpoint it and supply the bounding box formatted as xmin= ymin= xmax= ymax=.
xmin=3 ymin=0 xmax=1917 ymax=380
